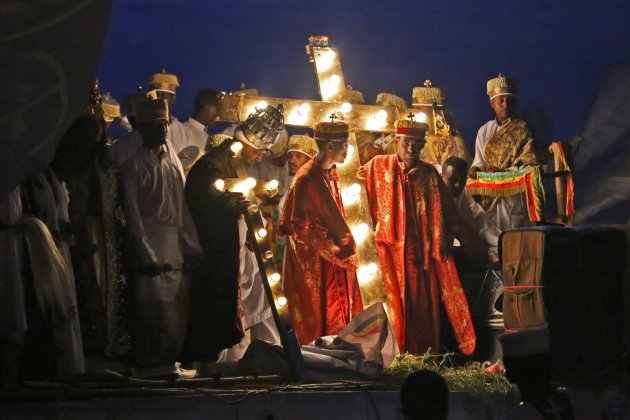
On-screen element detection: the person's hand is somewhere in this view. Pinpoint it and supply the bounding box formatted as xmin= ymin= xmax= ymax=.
xmin=142 ymin=262 xmax=162 ymax=277
xmin=356 ymin=165 xmax=367 ymax=180
xmin=468 ymin=166 xmax=479 ymax=179
xmin=346 ymin=255 xmax=359 ymax=272
xmin=227 ymin=192 xmax=251 ymax=214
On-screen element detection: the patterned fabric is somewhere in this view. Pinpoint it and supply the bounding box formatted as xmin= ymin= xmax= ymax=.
xmin=483 ymin=119 xmax=536 ymax=171
xmin=548 ymin=142 xmax=575 ymax=222
xmin=363 ymin=154 xmax=475 ymax=355
xmin=279 ymin=156 xmax=363 ymax=345
xmin=466 ymin=167 xmax=546 ymax=222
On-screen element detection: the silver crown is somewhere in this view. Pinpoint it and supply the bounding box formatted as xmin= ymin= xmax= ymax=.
xmin=240 ymin=105 xmax=285 ymax=150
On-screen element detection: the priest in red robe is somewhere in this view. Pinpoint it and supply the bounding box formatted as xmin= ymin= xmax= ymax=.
xmin=358 ymin=119 xmax=475 ymax=355
xmin=279 ymin=120 xmax=363 ymax=345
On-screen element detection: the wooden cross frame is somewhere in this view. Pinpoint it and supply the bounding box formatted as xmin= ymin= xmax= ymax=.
xmin=213 ymin=35 xmax=473 ymax=378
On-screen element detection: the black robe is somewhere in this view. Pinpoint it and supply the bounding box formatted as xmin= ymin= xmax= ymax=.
xmin=179 ymin=140 xmax=244 ymax=362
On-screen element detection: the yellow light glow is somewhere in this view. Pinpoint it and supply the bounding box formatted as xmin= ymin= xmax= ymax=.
xmin=230 ymin=141 xmax=243 ymax=154
xmin=315 ymin=49 xmax=336 ymax=72
xmin=244 ymin=177 xmax=257 ymax=189
xmin=417 ymin=112 xmax=427 ymax=123
xmin=320 ymin=79 xmax=339 ymax=100
xmin=269 ymin=272 xmax=281 ymax=283
xmin=213 ymin=179 xmax=225 ymax=191
xmin=357 ymin=265 xmax=372 ymax=284
xmin=339 ymin=144 xmax=354 ymax=166
xmin=350 ymin=183 xmax=361 ymax=196
xmin=341 ymin=186 xmax=359 ymax=205
xmin=340 ymin=102 xmax=352 ymax=114
xmin=248 ymin=204 xmax=259 ymax=214
xmin=275 ymin=296 xmax=288 ymax=308
xmin=287 ymin=108 xmax=308 ymax=125
xmin=330 ymin=74 xmax=341 ymax=86
xmin=257 ymin=228 xmax=268 ymax=239
xmin=298 ymin=103 xmax=311 ymax=115
xmin=263 ymin=250 xmax=274 ymax=260
xmin=351 ymin=222 xmax=370 ymax=244
xmin=366 ymin=111 xmax=388 ymax=130
xmin=256 ymin=100 xmax=268 ymax=110
xmin=266 ymin=179 xmax=279 ymax=190
xmin=366 ymin=262 xmax=378 ymax=275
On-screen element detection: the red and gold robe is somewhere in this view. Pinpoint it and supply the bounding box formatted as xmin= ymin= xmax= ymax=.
xmin=279 ymin=156 xmax=363 ymax=345
xmin=364 ymin=154 xmax=475 ymax=355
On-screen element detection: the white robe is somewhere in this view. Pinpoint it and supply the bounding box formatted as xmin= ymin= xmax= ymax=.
xmin=0 ymin=187 xmax=26 ymax=341
xmin=472 ymin=118 xmax=531 ymax=231
xmin=121 ymin=142 xmax=200 ymax=367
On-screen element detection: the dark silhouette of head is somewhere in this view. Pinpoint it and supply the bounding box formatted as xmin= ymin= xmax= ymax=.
xmin=400 ymin=370 xmax=449 ymax=420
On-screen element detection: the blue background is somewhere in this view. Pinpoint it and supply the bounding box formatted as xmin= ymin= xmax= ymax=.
xmin=97 ymin=0 xmax=630 ymax=149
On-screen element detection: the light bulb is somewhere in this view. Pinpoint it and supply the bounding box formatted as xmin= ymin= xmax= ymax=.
xmin=366 ymin=263 xmax=378 ymax=276
xmin=298 ymin=103 xmax=311 ymax=115
xmin=341 ymin=186 xmax=359 ymax=205
xmin=330 ymin=74 xmax=341 ymax=86
xmin=350 ymin=183 xmax=361 ymax=196
xmin=417 ymin=112 xmax=427 ymax=123
xmin=266 ymin=179 xmax=279 ymax=190
xmin=257 ymin=228 xmax=268 ymax=239
xmin=230 ymin=141 xmax=243 ymax=153
xmin=256 ymin=100 xmax=268 ymax=110
xmin=248 ymin=204 xmax=259 ymax=214
xmin=245 ymin=177 xmax=257 ymax=189
xmin=275 ymin=296 xmax=288 ymax=308
xmin=358 ymin=223 xmax=369 ymax=235
xmin=269 ymin=272 xmax=281 ymax=283
xmin=213 ymin=179 xmax=225 ymax=191
xmin=376 ymin=109 xmax=388 ymax=120
xmin=357 ymin=266 xmax=371 ymax=284
xmin=263 ymin=250 xmax=273 ymax=260
xmin=340 ymin=102 xmax=352 ymax=114
xmin=351 ymin=224 xmax=368 ymax=244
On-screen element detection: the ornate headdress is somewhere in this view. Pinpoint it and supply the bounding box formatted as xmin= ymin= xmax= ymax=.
xmin=394 ymin=119 xmax=428 ymax=140
xmin=487 ymin=73 xmax=517 ymax=100
xmin=238 ymin=104 xmax=285 ymax=150
xmin=148 ymin=69 xmax=180 ymax=94
xmin=270 ymin=129 xmax=289 ymax=158
xmin=287 ymin=134 xmax=318 ymax=158
xmin=376 ymin=92 xmax=407 ymax=109
xmin=313 ymin=120 xmax=349 ymax=142
xmin=102 ymin=92 xmax=120 ymax=122
xmin=135 ymin=98 xmax=169 ymax=124
xmin=205 ymin=133 xmax=232 ymax=150
xmin=413 ymin=80 xmax=444 ymax=106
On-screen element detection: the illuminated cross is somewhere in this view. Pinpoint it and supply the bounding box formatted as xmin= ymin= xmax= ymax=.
xmin=329 ymin=112 xmax=338 ymax=123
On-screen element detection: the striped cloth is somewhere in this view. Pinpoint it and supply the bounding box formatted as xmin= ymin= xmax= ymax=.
xmin=466 ymin=166 xmax=546 ymax=222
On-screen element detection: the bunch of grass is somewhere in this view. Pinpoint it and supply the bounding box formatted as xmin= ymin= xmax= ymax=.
xmin=385 ymin=351 xmax=515 ymax=398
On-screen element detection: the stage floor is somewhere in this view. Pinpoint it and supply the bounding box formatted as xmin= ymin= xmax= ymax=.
xmin=1 ymin=377 xmax=516 ymax=420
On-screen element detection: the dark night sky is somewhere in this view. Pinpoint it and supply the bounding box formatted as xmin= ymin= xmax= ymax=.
xmin=97 ymin=0 xmax=630 ymax=150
